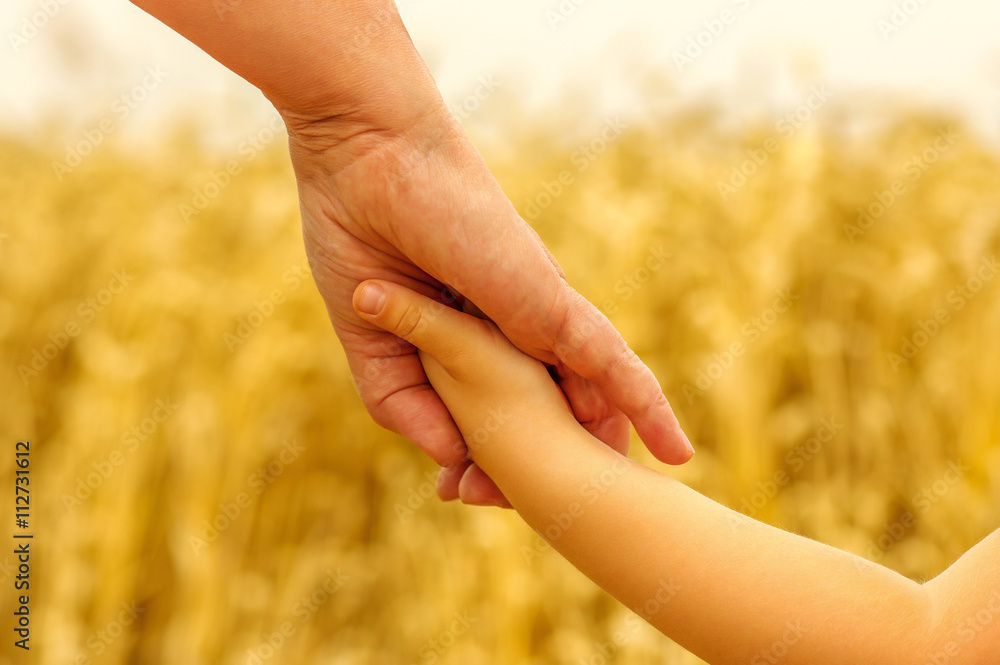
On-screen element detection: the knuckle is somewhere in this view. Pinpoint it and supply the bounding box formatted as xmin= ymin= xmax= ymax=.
xmin=602 ymin=344 xmax=641 ymax=382
xmin=552 ymin=295 xmax=605 ymax=364
xmin=636 ymin=390 xmax=670 ymax=421
xmin=549 ymin=293 xmax=583 ymax=355
xmin=393 ymin=302 xmax=424 ymax=341
xmin=353 ymin=371 xmax=399 ymax=433
xmin=362 ymin=392 xmax=397 ymax=433
xmin=553 ymin=291 xmax=611 ymax=353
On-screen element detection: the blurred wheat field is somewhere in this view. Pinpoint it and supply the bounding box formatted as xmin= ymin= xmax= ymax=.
xmin=1 ymin=99 xmax=999 ymax=665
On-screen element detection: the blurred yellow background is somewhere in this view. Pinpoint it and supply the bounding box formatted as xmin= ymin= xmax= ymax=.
xmin=1 ymin=84 xmax=999 ymax=664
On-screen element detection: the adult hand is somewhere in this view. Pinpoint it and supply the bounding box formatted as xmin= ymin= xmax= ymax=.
xmin=132 ymin=0 xmax=693 ymax=505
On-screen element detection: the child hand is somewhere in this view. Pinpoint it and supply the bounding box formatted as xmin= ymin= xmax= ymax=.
xmin=353 ymin=279 xmax=578 ymax=502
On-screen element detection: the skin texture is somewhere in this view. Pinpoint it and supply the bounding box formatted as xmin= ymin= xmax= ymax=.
xmin=354 ymin=278 xmax=1000 ymax=665
xmin=130 ymin=0 xmax=693 ymax=506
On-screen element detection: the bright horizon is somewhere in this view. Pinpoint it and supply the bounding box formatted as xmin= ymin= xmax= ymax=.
xmin=2 ymin=0 xmax=999 ymax=148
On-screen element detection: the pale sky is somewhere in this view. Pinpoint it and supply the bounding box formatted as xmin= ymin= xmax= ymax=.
xmin=2 ymin=0 xmax=999 ymax=147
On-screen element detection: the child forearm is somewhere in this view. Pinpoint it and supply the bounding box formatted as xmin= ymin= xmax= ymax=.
xmin=352 ymin=280 xmax=999 ymax=665
xmin=470 ymin=414 xmax=939 ymax=665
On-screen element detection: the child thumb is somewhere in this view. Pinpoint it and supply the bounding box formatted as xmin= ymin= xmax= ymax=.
xmin=353 ymin=280 xmax=470 ymax=360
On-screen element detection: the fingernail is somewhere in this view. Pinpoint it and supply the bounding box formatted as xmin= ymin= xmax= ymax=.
xmin=357 ymin=283 xmax=386 ymax=316
xmin=684 ymin=432 xmax=695 ymax=456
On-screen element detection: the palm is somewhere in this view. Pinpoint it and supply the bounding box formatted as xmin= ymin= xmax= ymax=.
xmin=292 ymin=134 xmax=631 ymax=503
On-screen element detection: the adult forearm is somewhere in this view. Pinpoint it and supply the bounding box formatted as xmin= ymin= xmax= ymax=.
xmin=130 ymin=0 xmax=439 ymax=120
xmin=470 ymin=419 xmax=934 ymax=665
